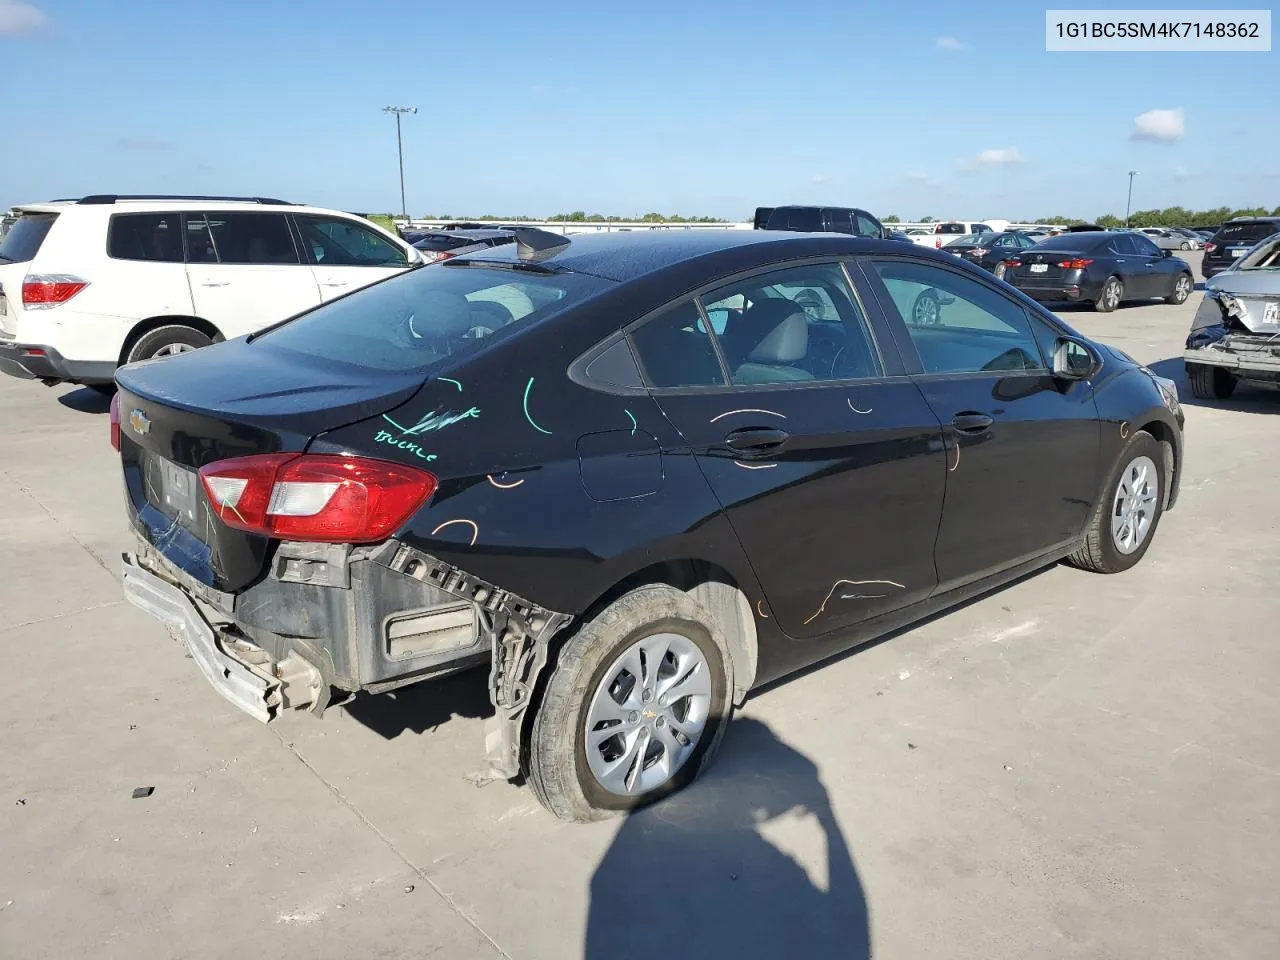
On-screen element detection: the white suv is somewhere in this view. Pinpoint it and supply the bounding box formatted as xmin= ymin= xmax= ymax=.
xmin=0 ymin=195 xmax=422 ymax=389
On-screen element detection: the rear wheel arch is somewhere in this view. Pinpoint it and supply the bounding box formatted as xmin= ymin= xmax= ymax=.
xmin=119 ymin=316 xmax=225 ymax=366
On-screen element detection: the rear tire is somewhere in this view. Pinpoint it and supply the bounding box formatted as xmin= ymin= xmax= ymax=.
xmin=1188 ymin=363 xmax=1237 ymax=400
xmin=1067 ymin=430 xmax=1165 ymax=574
xmin=992 ymin=261 xmax=1007 ymax=280
xmin=1094 ymin=276 xmax=1123 ymax=312
xmin=528 ymin=584 xmax=734 ymax=823
xmin=124 ymin=325 xmax=213 ymax=365
xmin=88 ymin=383 xmax=117 ymax=396
xmin=1180 ymin=241 xmax=1191 ymax=250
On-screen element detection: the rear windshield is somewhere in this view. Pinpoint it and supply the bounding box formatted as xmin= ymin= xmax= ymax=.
xmin=256 ymin=263 xmax=611 ymax=373
xmin=1031 ymin=233 xmax=1107 ymax=252
xmin=414 ymin=235 xmax=476 ymax=252
xmin=0 ymin=213 xmax=57 ymax=263
xmin=1215 ymin=221 xmax=1280 ymax=245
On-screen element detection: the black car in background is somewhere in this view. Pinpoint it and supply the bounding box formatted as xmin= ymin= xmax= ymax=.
xmin=943 ymin=231 xmax=1039 ymax=279
xmin=1202 ymin=217 xmax=1280 ymax=279
xmin=757 ymin=205 xmax=886 ymax=239
xmin=114 ymin=229 xmax=1183 ymax=821
xmin=1004 ymin=231 xmax=1195 ymax=312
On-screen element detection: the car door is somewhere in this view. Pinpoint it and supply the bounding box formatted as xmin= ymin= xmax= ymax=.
xmin=294 ymin=214 xmax=413 ymax=302
xmin=183 ymin=212 xmax=321 ymax=338
xmin=1105 ymin=233 xmax=1150 ymax=297
xmin=1130 ymin=232 xmax=1173 ymax=295
xmin=627 ymin=260 xmax=947 ymax=639
xmin=858 ymin=256 xmax=1100 ymax=592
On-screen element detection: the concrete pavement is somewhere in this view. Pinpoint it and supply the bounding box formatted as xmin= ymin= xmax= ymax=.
xmin=2 ymin=263 xmax=1277 ymax=959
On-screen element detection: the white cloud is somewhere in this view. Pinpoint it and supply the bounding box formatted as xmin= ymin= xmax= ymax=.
xmin=1131 ymin=107 xmax=1185 ymax=142
xmin=977 ymin=147 xmax=1024 ymax=165
xmin=935 ymin=36 xmax=966 ymax=51
xmin=0 ymin=0 xmax=44 ymax=35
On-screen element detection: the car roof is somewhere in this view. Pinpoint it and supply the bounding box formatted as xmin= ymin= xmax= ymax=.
xmin=14 ymin=198 xmax=374 ymax=218
xmin=453 ymin=230 xmax=943 ymax=282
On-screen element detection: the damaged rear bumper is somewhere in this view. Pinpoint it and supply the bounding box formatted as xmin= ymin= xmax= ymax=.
xmin=1184 ymin=336 xmax=1280 ymax=379
xmin=122 ymin=534 xmax=572 ymax=781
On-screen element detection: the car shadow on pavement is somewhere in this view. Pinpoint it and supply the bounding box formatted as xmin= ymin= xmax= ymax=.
xmin=341 ymin=665 xmax=493 ymax=739
xmin=1149 ymin=357 xmax=1280 ymax=414
xmin=585 ymin=717 xmax=870 ymax=960
xmin=56 ymin=385 xmax=112 ymax=414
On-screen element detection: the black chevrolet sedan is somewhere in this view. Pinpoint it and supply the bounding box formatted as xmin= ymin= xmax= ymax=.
xmin=1004 ymin=231 xmax=1195 ymax=312
xmin=113 ymin=229 xmax=1185 ymax=821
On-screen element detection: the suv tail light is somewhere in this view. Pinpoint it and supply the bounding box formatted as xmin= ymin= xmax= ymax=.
xmin=198 ymin=453 xmax=437 ymax=543
xmin=109 ymin=393 xmax=121 ymax=451
xmin=935 ymin=239 xmax=943 ymax=248
xmin=1203 ymin=242 xmax=1217 ymax=253
xmin=1058 ymin=258 xmax=1094 ymax=269
xmin=22 ymin=274 xmax=90 ymax=309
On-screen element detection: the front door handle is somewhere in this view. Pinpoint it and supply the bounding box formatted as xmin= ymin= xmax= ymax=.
xmin=724 ymin=427 xmax=791 ymax=453
xmin=952 ymin=413 xmax=994 ymax=434
xmin=198 ymin=281 xmax=230 ymax=287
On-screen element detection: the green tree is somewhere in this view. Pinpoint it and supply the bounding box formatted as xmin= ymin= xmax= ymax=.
xmin=883 ymin=214 xmax=900 ymax=223
xmin=920 ymin=215 xmax=934 ymax=223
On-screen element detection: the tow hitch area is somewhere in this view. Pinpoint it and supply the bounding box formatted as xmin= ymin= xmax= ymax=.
xmin=380 ymin=542 xmax=572 ymax=780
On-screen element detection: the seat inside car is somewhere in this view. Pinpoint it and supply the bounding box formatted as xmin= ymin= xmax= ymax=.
xmin=731 ymin=299 xmax=814 ymax=384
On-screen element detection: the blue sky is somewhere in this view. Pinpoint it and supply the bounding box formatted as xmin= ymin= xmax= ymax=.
xmin=1 ymin=0 xmax=1275 ymax=220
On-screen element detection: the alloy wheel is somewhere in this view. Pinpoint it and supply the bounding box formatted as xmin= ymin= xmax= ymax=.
xmin=1104 ymin=279 xmax=1121 ymax=310
xmin=1111 ymin=454 xmax=1159 ymax=555
xmin=584 ymin=632 xmax=712 ymax=797
xmin=152 ymin=342 xmax=197 ymax=358
xmin=1174 ymin=275 xmax=1191 ymax=303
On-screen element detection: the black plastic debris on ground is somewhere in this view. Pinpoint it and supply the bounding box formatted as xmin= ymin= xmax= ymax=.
xmin=131 ymin=786 xmax=155 ymax=799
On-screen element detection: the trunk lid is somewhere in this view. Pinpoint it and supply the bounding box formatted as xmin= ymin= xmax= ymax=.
xmin=116 ymin=337 xmax=425 ymax=591
xmin=1014 ymin=247 xmax=1071 ymax=281
xmin=1207 ymin=272 xmax=1280 ymax=334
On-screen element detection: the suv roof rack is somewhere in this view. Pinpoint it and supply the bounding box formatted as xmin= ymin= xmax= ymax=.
xmin=75 ymin=194 xmax=293 ymax=205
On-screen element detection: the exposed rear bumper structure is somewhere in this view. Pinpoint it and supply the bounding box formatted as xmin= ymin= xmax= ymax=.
xmin=1184 ymin=335 xmax=1280 ymax=381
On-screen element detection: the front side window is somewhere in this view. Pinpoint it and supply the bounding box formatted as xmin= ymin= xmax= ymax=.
xmin=699 ymin=263 xmax=882 ymax=385
xmin=296 ymin=215 xmax=408 ymax=267
xmin=1109 ymin=233 xmax=1138 ymax=256
xmin=870 ymin=259 xmax=1045 ymax=375
xmin=855 ymin=212 xmax=883 ymax=239
xmin=107 ymin=213 xmax=183 ymax=262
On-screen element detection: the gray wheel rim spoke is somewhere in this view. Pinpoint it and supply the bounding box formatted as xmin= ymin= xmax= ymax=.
xmin=584 ymin=632 xmax=712 ymax=797
xmin=1111 ymin=454 xmax=1158 ymax=555
xmin=153 ymin=343 xmax=195 ymax=358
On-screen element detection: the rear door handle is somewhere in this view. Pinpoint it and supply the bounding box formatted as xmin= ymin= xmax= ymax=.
xmin=198 ymin=281 xmax=229 ymax=287
xmin=724 ymin=427 xmax=791 ymax=453
xmin=320 ymin=281 xmax=350 ymax=287
xmin=951 ymin=413 xmax=993 ymax=434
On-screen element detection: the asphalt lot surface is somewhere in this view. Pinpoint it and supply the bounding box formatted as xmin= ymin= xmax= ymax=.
xmin=3 ymin=254 xmax=1278 ymax=959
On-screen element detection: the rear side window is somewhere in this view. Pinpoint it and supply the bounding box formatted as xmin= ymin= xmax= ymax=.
xmin=0 ymin=213 xmax=57 ymax=263
xmin=183 ymin=213 xmax=299 ymax=265
xmin=824 ymin=209 xmax=853 ymax=234
xmin=107 ymin=213 xmax=183 ymax=262
xmin=631 ymin=301 xmax=726 ymax=388
xmin=1215 ymin=221 xmax=1280 ymax=246
xmin=769 ymin=209 xmax=823 ymax=232
xmin=256 ymin=264 xmax=609 ymax=373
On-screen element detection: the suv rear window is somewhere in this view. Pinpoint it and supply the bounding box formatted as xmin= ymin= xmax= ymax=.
xmin=255 ymin=263 xmax=611 ymax=373
xmin=0 ymin=213 xmax=57 ymax=264
xmin=107 ymin=213 xmax=183 ymax=262
xmin=1214 ymin=221 xmax=1280 ymax=246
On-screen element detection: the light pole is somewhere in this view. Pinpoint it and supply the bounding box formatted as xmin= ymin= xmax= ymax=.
xmin=383 ymin=106 xmax=417 ymax=220
xmin=1125 ymin=170 xmax=1137 ymax=226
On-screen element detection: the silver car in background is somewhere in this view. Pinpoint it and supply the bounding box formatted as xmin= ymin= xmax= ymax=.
xmin=1183 ymin=231 xmax=1280 ymax=399
xmin=1139 ymin=227 xmax=1200 ymax=251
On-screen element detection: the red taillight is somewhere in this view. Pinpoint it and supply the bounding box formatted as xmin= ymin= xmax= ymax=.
xmin=421 ymin=250 xmax=456 ymax=263
xmin=1057 ymin=258 xmax=1094 ymax=269
xmin=109 ymin=393 xmax=121 ymax=451
xmin=1204 ymin=242 xmax=1217 ymax=253
xmin=198 ymin=454 xmax=437 ymax=543
xmin=22 ymin=274 xmax=90 ymax=309
xmin=935 ymin=239 xmax=942 ymax=248
xmin=1004 ymin=258 xmax=1021 ymax=268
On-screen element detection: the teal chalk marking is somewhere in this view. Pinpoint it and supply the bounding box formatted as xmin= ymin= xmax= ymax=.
xmin=381 ymin=414 xmax=411 ymax=433
xmin=624 ymin=409 xmax=637 ymax=436
xmin=522 ymin=377 xmax=552 ymax=435
xmin=438 ymin=377 xmax=463 ymax=392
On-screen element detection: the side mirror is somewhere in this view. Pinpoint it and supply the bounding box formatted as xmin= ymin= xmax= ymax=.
xmin=1053 ymin=337 xmax=1097 ymax=380
xmin=406 ymin=246 xmax=423 ymax=265
xmin=1161 ymin=248 xmax=1173 ymax=258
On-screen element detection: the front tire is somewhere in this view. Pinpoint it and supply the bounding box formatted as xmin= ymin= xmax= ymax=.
xmin=1188 ymin=363 xmax=1237 ymax=400
xmin=1166 ymin=272 xmax=1193 ymax=304
xmin=1094 ymin=276 xmax=1123 ymax=312
xmin=528 ymin=584 xmax=734 ymax=822
xmin=124 ymin=325 xmax=213 ymax=365
xmin=1066 ymin=430 xmax=1165 ymax=574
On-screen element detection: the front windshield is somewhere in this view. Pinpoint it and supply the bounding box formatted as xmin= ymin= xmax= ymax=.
xmin=256 ymin=263 xmax=611 ymax=373
xmin=1235 ymin=234 xmax=1280 ymax=270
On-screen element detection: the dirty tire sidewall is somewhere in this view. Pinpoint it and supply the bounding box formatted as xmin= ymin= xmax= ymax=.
xmin=529 ymin=585 xmax=733 ymax=823
xmin=125 ymin=325 xmax=214 ymax=365
xmin=1094 ymin=276 xmax=1122 ymax=313
xmin=1071 ymin=431 xmax=1166 ymax=574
